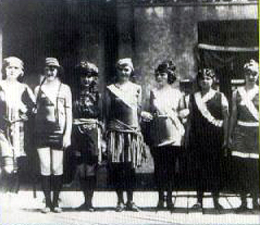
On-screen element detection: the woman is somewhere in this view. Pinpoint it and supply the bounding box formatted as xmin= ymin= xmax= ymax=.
xmin=35 ymin=57 xmax=72 ymax=213
xmin=142 ymin=60 xmax=184 ymax=210
xmin=0 ymin=56 xmax=35 ymax=194
xmin=106 ymin=58 xmax=146 ymax=212
xmin=187 ymin=68 xmax=228 ymax=210
xmin=73 ymin=61 xmax=102 ymax=211
xmin=228 ymin=59 xmax=259 ymax=211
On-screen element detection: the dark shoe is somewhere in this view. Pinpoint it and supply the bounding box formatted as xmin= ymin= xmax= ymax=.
xmin=115 ymin=202 xmax=125 ymax=212
xmin=166 ymin=201 xmax=174 ymax=211
xmin=76 ymin=203 xmax=95 ymax=212
xmin=214 ymin=202 xmax=224 ymax=211
xmin=191 ymin=202 xmax=202 ymax=210
xmin=126 ymin=201 xmax=140 ymax=212
xmin=253 ymin=203 xmax=260 ymax=211
xmin=156 ymin=201 xmax=164 ymax=210
xmin=235 ymin=204 xmax=249 ymax=213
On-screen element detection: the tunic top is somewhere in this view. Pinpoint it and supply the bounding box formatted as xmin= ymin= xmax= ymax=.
xmin=188 ymin=89 xmax=228 ymax=154
xmin=149 ymin=87 xmax=184 ymax=147
xmin=73 ymin=86 xmax=102 ymax=159
xmin=106 ymin=81 xmax=145 ymax=167
xmin=35 ymin=82 xmax=72 ymax=146
xmin=231 ymin=86 xmax=259 ymax=158
xmin=0 ymin=80 xmax=35 ymax=160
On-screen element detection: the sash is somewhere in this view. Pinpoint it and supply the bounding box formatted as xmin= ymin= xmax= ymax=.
xmin=237 ymin=87 xmax=259 ymax=122
xmin=40 ymin=83 xmax=62 ymax=107
xmin=107 ymin=84 xmax=136 ymax=110
xmin=194 ymin=90 xmax=223 ymax=127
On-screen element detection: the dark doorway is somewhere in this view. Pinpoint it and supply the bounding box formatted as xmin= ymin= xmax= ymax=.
xmin=198 ymin=20 xmax=258 ymax=101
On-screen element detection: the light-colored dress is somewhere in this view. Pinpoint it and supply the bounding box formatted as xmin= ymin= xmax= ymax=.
xmin=150 ymin=87 xmax=184 ymax=147
xmin=0 ymin=80 xmax=35 ymax=170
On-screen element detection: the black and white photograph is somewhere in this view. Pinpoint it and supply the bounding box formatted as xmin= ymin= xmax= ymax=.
xmin=0 ymin=0 xmax=259 ymax=224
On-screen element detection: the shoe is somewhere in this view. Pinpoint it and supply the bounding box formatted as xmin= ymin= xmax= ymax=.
xmin=156 ymin=201 xmax=164 ymax=210
xmin=41 ymin=207 xmax=51 ymax=214
xmin=167 ymin=202 xmax=174 ymax=211
xmin=235 ymin=204 xmax=248 ymax=213
xmin=191 ymin=202 xmax=202 ymax=210
xmin=76 ymin=203 xmax=95 ymax=212
xmin=214 ymin=202 xmax=224 ymax=211
xmin=52 ymin=206 xmax=62 ymax=213
xmin=115 ymin=202 xmax=125 ymax=212
xmin=253 ymin=203 xmax=260 ymax=211
xmin=126 ymin=201 xmax=140 ymax=212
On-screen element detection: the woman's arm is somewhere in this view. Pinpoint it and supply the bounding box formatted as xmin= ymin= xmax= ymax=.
xmin=221 ymin=93 xmax=229 ymax=147
xmin=228 ymin=90 xmax=238 ymax=147
xmin=63 ymin=85 xmax=73 ymax=148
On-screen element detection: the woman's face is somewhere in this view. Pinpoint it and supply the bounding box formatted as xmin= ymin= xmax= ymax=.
xmin=155 ymin=72 xmax=168 ymax=87
xmin=198 ymin=75 xmax=213 ymax=90
xmin=5 ymin=65 xmax=23 ymax=81
xmin=245 ymin=70 xmax=258 ymax=85
xmin=80 ymin=73 xmax=97 ymax=87
xmin=117 ymin=65 xmax=132 ymax=81
xmin=45 ymin=66 xmax=58 ymax=82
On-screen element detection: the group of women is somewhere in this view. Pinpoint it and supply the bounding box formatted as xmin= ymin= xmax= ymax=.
xmin=0 ymin=56 xmax=258 ymax=213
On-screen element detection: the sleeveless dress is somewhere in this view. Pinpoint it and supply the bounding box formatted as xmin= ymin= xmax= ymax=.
xmin=35 ymin=82 xmax=70 ymax=150
xmin=188 ymin=89 xmax=228 ymax=191
xmin=231 ymin=86 xmax=259 ymax=193
xmin=106 ymin=82 xmax=146 ymax=189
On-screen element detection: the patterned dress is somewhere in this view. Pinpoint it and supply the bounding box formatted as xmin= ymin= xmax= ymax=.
xmin=73 ymin=86 xmax=102 ymax=177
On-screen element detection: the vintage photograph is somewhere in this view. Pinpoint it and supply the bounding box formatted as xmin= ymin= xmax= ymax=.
xmin=0 ymin=0 xmax=259 ymax=224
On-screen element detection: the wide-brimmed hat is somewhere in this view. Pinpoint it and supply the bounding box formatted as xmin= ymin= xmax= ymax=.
xmin=75 ymin=61 xmax=98 ymax=76
xmin=244 ymin=59 xmax=258 ymax=74
xmin=45 ymin=57 xmax=61 ymax=68
xmin=116 ymin=58 xmax=134 ymax=72
xmin=3 ymin=56 xmax=24 ymax=70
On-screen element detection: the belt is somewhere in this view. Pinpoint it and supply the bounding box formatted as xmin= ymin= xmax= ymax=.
xmin=237 ymin=121 xmax=259 ymax=127
xmin=232 ymin=151 xmax=259 ymax=159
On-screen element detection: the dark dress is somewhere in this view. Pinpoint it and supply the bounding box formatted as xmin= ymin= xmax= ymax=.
xmin=72 ymin=87 xmax=102 ymax=183
xmin=188 ymin=90 xmax=227 ymax=192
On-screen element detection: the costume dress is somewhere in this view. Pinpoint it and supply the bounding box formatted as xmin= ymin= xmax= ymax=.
xmin=106 ymin=82 xmax=146 ymax=189
xmin=231 ymin=86 xmax=259 ymax=194
xmin=35 ymin=82 xmax=71 ymax=150
xmin=149 ymin=87 xmax=184 ymax=190
xmin=0 ymin=80 xmax=35 ymax=191
xmin=73 ymin=85 xmax=102 ymax=186
xmin=188 ymin=89 xmax=228 ymax=192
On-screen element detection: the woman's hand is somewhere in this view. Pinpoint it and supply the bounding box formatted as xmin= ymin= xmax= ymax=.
xmin=141 ymin=111 xmax=153 ymax=122
xmin=63 ymin=134 xmax=71 ymax=149
xmin=179 ymin=109 xmax=190 ymax=119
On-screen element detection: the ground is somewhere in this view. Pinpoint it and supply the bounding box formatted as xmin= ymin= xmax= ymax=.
xmin=0 ymin=191 xmax=259 ymax=225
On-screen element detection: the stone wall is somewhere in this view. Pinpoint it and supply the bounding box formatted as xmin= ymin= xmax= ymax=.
xmin=117 ymin=1 xmax=258 ymax=106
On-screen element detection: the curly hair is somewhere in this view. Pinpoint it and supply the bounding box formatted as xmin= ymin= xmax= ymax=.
xmin=155 ymin=60 xmax=177 ymax=84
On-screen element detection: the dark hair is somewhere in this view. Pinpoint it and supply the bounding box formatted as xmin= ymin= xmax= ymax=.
xmin=44 ymin=65 xmax=64 ymax=79
xmin=196 ymin=67 xmax=216 ymax=89
xmin=155 ymin=60 xmax=176 ymax=84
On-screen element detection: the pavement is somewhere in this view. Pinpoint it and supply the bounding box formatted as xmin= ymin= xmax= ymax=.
xmin=0 ymin=191 xmax=259 ymax=225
